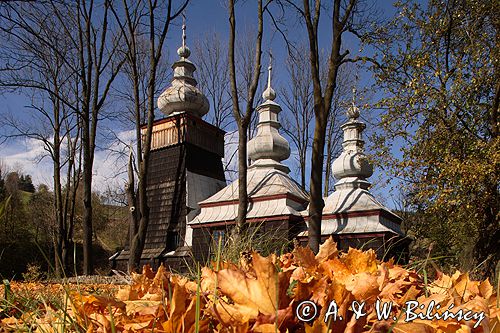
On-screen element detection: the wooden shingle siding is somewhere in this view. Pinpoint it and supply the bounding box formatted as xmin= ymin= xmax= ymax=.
xmin=145 ymin=145 xmax=187 ymax=251
xmin=113 ymin=114 xmax=226 ymax=271
xmin=191 ymin=217 xmax=308 ymax=263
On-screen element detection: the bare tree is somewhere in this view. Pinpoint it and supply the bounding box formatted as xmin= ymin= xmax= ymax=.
xmin=0 ymin=2 xmax=83 ymax=275
xmin=2 ymin=0 xmax=128 ymax=274
xmin=228 ymin=0 xmax=264 ymax=239
xmin=51 ymin=0 xmax=126 ymax=274
xmin=110 ymin=0 xmax=189 ymax=272
xmin=284 ymin=0 xmax=363 ymax=253
xmin=193 ymin=32 xmax=232 ymax=130
xmin=280 ymin=45 xmax=314 ymax=190
xmin=280 ymin=45 xmax=349 ymax=194
xmin=235 ymin=26 xmax=264 ymax=146
xmin=193 ymin=28 xmax=264 ymax=177
xmin=323 ymin=65 xmax=353 ymax=194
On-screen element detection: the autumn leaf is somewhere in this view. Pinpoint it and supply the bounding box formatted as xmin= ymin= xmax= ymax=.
xmin=341 ymin=248 xmax=378 ymax=274
xmin=345 ymin=272 xmax=380 ymax=301
xmin=315 ymin=237 xmax=339 ymax=262
xmin=293 ymin=245 xmax=318 ymax=269
xmin=1 ymin=244 xmax=498 ymax=333
xmin=370 ymin=321 xmax=436 ymax=333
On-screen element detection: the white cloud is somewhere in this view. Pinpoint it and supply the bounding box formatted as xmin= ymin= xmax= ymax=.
xmin=1 ymin=131 xmax=134 ymax=193
xmin=1 ymin=137 xmax=53 ymax=186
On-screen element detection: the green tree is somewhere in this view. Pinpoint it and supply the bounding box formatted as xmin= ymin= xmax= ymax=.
xmin=369 ymin=0 xmax=499 ymax=278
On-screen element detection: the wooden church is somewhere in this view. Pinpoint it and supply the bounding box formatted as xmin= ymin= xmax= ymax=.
xmin=111 ymin=23 xmax=406 ymax=270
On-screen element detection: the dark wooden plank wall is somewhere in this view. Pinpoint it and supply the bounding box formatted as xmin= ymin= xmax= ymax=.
xmin=145 ymin=145 xmax=187 ymax=250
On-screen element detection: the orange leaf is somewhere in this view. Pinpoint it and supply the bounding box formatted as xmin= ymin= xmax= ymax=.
xmin=315 ymin=237 xmax=339 ymax=263
xmin=293 ymin=246 xmax=318 ymax=269
xmin=341 ymin=248 xmax=378 ymax=274
xmin=345 ymin=272 xmax=380 ymax=301
xmin=216 ymin=252 xmax=280 ymax=316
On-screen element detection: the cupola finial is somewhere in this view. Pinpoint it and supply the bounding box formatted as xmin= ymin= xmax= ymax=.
xmin=182 ymin=14 xmax=186 ymax=48
xmin=177 ymin=13 xmax=191 ymax=58
xmin=347 ymin=86 xmax=360 ymax=120
xmin=332 ymin=83 xmax=373 ymax=189
xmin=248 ymin=50 xmax=290 ymax=172
xmin=262 ymin=51 xmax=276 ymax=101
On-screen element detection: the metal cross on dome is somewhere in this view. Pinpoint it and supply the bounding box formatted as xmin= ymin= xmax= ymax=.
xmin=182 ymin=13 xmax=186 ymax=49
xmin=267 ymin=51 xmax=273 ymax=89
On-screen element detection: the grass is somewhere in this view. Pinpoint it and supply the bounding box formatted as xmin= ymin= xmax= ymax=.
xmin=211 ymin=222 xmax=292 ymax=264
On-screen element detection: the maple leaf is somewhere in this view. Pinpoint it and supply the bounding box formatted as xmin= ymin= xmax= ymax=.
xmin=293 ymin=245 xmax=318 ymax=269
xmin=315 ymin=237 xmax=339 ymax=262
xmin=304 ymin=319 xmax=329 ymax=333
xmin=345 ymin=272 xmax=380 ymax=301
xmin=206 ymin=252 xmax=291 ymax=328
xmin=217 ymin=252 xmax=279 ymax=315
xmin=341 ymin=248 xmax=378 ymax=274
xmin=1 ymin=239 xmax=499 ymax=333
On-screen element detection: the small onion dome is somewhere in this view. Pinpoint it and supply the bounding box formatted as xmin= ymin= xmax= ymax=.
xmin=332 ymin=149 xmax=373 ymax=179
xmin=247 ymin=57 xmax=290 ymax=165
xmin=332 ymin=105 xmax=373 ymax=180
xmin=347 ymin=103 xmax=360 ymax=119
xmin=157 ymin=22 xmax=209 ymax=118
xmin=262 ymin=85 xmax=276 ymax=101
xmin=177 ymin=44 xmax=191 ymax=58
xmin=247 ymin=100 xmax=291 ymax=163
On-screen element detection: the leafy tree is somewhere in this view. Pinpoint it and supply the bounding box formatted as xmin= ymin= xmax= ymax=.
xmin=368 ymin=0 xmax=499 ymax=278
xmin=0 ymin=174 xmax=5 ymax=202
xmin=28 ymin=185 xmax=54 ymax=245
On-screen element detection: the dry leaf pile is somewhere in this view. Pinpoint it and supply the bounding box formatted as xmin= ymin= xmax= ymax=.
xmin=0 ymin=238 xmax=498 ymax=332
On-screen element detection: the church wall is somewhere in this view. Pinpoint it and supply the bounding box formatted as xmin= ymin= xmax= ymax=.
xmin=146 ymin=145 xmax=187 ymax=251
xmin=190 ymin=216 xmax=306 ymax=264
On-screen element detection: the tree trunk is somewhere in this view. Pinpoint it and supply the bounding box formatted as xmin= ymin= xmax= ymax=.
xmin=227 ymin=0 xmax=263 ymax=242
xmin=82 ymin=140 xmax=93 ymax=275
xmin=53 ymin=146 xmax=64 ymax=277
xmin=324 ymin=139 xmax=332 ymax=195
xmin=473 ymin=173 xmax=500 ymax=279
xmin=126 ymin=152 xmax=138 ymax=250
xmin=233 ymin=124 xmax=248 ymax=240
xmin=302 ymin=0 xmax=352 ymax=253
xmin=308 ymin=111 xmax=327 ymax=253
xmin=300 ymin=148 xmax=307 ymax=191
xmin=52 ymin=98 xmax=64 ymax=276
xmin=129 ymin=166 xmax=149 ymax=272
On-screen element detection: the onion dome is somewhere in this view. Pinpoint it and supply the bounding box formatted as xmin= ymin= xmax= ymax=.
xmin=157 ymin=19 xmax=209 ymax=118
xmin=331 ymin=88 xmax=373 ymax=189
xmin=247 ymin=54 xmax=290 ymax=172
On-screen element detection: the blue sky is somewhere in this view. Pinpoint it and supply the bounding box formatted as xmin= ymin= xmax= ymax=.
xmin=0 ymin=0 xmax=404 ymax=207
